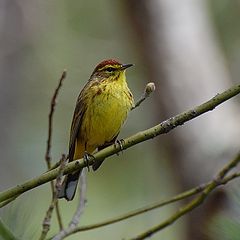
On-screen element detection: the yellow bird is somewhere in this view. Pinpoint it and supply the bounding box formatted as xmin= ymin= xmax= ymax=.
xmin=59 ymin=59 xmax=134 ymax=200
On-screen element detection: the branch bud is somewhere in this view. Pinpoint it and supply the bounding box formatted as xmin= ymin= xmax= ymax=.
xmin=144 ymin=82 xmax=156 ymax=97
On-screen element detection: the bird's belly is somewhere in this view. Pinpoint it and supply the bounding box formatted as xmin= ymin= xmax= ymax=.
xmin=81 ymin=93 xmax=131 ymax=147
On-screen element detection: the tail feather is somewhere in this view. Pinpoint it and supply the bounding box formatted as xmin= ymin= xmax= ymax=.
xmin=58 ymin=170 xmax=81 ymax=201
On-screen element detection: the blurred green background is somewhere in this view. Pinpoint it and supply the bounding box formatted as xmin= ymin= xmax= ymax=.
xmin=0 ymin=1 xmax=240 ymax=240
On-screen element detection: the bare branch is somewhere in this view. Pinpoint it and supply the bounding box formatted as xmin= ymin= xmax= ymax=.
xmin=128 ymin=153 xmax=240 ymax=240
xmin=48 ymin=171 xmax=240 ymax=239
xmin=45 ymin=70 xmax=67 ymax=168
xmin=40 ymin=70 xmax=67 ymax=239
xmin=69 ymin=169 xmax=87 ymax=227
xmin=39 ymin=155 xmax=67 ymax=240
xmin=52 ymin=169 xmax=87 ymax=240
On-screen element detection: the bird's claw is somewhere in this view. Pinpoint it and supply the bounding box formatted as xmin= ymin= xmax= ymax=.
xmin=114 ymin=139 xmax=125 ymax=155
xmin=83 ymin=151 xmax=95 ymax=172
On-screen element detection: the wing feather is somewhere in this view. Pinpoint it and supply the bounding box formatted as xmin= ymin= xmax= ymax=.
xmin=68 ymin=79 xmax=100 ymax=162
xmin=68 ymin=85 xmax=89 ymax=162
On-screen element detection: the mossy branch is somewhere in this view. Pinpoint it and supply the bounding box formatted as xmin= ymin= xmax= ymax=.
xmin=0 ymin=83 xmax=240 ymax=204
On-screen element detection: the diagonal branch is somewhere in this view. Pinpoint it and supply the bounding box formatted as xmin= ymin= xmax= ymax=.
xmin=128 ymin=153 xmax=240 ymax=240
xmin=46 ymin=171 xmax=240 ymax=239
xmin=0 ymin=83 xmax=240 ymax=204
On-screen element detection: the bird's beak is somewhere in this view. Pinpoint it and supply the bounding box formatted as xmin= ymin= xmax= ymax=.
xmin=121 ymin=63 xmax=134 ymax=70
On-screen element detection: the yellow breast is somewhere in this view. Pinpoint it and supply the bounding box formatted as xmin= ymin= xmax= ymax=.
xmin=81 ymin=78 xmax=133 ymax=148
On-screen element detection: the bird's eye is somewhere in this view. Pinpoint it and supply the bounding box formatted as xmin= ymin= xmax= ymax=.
xmin=105 ymin=67 xmax=115 ymax=72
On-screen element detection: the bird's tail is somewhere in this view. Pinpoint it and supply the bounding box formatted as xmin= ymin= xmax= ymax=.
xmin=58 ymin=170 xmax=81 ymax=201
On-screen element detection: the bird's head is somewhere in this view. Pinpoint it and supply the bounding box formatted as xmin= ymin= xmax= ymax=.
xmin=90 ymin=59 xmax=133 ymax=82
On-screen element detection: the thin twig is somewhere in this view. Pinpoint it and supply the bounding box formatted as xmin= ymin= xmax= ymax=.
xmin=42 ymin=70 xmax=66 ymax=237
xmin=45 ymin=70 xmax=67 ymax=168
xmin=39 ymin=155 xmax=67 ymax=240
xmin=0 ymin=83 xmax=240 ymax=203
xmin=52 ymin=168 xmax=87 ymax=240
xmin=69 ymin=169 xmax=87 ymax=227
xmin=131 ymin=82 xmax=155 ymax=110
xmin=129 ymin=153 xmax=240 ymax=240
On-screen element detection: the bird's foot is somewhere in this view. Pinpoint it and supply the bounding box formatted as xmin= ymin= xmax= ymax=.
xmin=114 ymin=139 xmax=125 ymax=155
xmin=83 ymin=151 xmax=95 ymax=172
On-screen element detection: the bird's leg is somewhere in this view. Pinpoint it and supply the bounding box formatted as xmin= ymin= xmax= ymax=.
xmin=83 ymin=151 xmax=95 ymax=172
